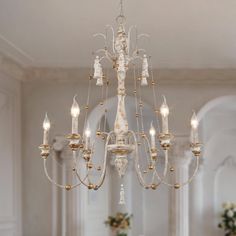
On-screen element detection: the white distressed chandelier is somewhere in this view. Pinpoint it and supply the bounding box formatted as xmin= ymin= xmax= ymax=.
xmin=39 ymin=0 xmax=202 ymax=204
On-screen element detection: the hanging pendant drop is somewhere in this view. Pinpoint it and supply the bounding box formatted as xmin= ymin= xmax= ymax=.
xmin=119 ymin=184 xmax=126 ymax=205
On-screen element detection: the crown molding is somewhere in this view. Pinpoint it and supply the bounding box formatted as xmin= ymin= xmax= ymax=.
xmin=24 ymin=67 xmax=236 ymax=85
xmin=1 ymin=51 xmax=236 ymax=85
xmin=0 ymin=33 xmax=34 ymax=67
xmin=0 ymin=53 xmax=26 ymax=81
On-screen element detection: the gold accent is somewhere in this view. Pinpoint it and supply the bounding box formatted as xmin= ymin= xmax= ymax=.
xmin=65 ymin=185 xmax=72 ymax=191
xmin=170 ymin=167 xmax=175 ymax=172
xmin=85 ymin=105 xmax=89 ymax=110
xmin=148 ymin=165 xmax=154 ymax=170
xmin=39 ymin=144 xmax=50 ymax=159
xmin=88 ymin=183 xmax=94 ymax=190
xmin=190 ymin=143 xmax=202 ymax=157
xmin=159 ymin=133 xmax=172 ymax=150
xmin=87 ymin=162 xmax=93 ymax=169
xmin=79 ymin=143 xmax=84 ymax=149
xmin=93 ymin=185 xmax=99 ymax=190
xmin=83 ymin=149 xmax=91 ymax=161
xmin=174 ymin=183 xmax=180 ymax=189
xmin=67 ymin=133 xmax=81 ymax=140
xmin=151 ymin=81 xmax=155 ymax=85
xmin=41 ymin=152 xmax=49 ymax=159
xmin=96 ymin=130 xmax=102 ymax=136
xmin=69 ymin=143 xmax=80 ymax=151
xmin=141 ymin=133 xmax=146 ymax=138
xmin=151 ymin=184 xmax=157 ymax=190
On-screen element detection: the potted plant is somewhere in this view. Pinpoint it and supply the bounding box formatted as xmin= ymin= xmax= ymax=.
xmin=105 ymin=212 xmax=132 ymax=236
xmin=218 ymin=202 xmax=236 ymax=236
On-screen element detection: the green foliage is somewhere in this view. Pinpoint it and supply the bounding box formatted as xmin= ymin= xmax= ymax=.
xmin=218 ymin=202 xmax=236 ymax=236
xmin=105 ymin=212 xmax=132 ymax=235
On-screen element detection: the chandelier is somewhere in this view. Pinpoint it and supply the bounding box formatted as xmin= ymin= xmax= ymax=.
xmin=39 ymin=0 xmax=202 ymax=204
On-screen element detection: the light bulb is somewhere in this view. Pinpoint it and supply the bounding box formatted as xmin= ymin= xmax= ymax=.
xmin=71 ymin=95 xmax=80 ymax=118
xmin=85 ymin=124 xmax=91 ymax=138
xmin=160 ymin=96 xmax=169 ymax=117
xmin=149 ymin=122 xmax=156 ymax=136
xmin=191 ymin=112 xmax=199 ymax=129
xmin=43 ymin=113 xmax=50 ymax=131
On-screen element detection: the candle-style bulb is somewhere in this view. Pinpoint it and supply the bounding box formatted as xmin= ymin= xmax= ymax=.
xmin=149 ymin=122 xmax=156 ymax=136
xmin=191 ymin=112 xmax=199 ymax=129
xmin=71 ymin=95 xmax=80 ymax=118
xmin=43 ymin=113 xmax=50 ymax=131
xmin=85 ymin=123 xmax=91 ymax=138
xmin=160 ymin=96 xmax=169 ymax=117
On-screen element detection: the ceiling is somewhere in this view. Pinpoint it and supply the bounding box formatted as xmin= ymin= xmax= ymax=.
xmin=0 ymin=0 xmax=236 ymax=69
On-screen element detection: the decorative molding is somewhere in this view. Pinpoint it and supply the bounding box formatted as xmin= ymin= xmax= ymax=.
xmin=0 ymin=33 xmax=34 ymax=67
xmin=0 ymin=53 xmax=25 ymax=81
xmin=215 ymin=155 xmax=236 ymax=172
xmin=24 ymin=67 xmax=236 ymax=85
xmin=1 ymin=50 xmax=236 ymax=85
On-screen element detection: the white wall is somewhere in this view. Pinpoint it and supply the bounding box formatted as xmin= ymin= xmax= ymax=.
xmin=0 ymin=71 xmax=22 ymax=236
xmin=22 ymin=75 xmax=236 ymax=236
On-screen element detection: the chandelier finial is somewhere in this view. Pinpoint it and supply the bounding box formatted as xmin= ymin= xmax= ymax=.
xmin=116 ymin=0 xmax=126 ymax=25
xmin=120 ymin=0 xmax=124 ymax=16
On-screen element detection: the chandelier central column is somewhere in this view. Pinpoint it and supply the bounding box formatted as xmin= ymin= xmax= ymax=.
xmin=114 ymin=53 xmax=129 ymax=139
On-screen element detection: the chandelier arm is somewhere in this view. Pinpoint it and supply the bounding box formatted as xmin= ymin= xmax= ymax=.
xmin=43 ymin=159 xmax=84 ymax=189
xmin=155 ymin=155 xmax=200 ymax=188
xmin=152 ymin=150 xmax=169 ymax=182
xmin=93 ymin=33 xmax=106 ymax=41
xmin=74 ymin=132 xmax=112 ymax=189
xmin=129 ymin=130 xmax=162 ymax=188
xmin=97 ymin=81 xmax=105 ymax=132
xmin=82 ymin=78 xmax=92 ymax=135
xmin=138 ymin=34 xmax=151 ymax=40
xmin=137 ymin=81 xmax=145 ymax=134
xmin=132 ymin=64 xmax=142 ymax=145
xmin=142 ymin=135 xmax=170 ymax=182
xmin=94 ymin=47 xmax=114 ymax=63
xmin=127 ymin=26 xmax=136 ymax=55
xmin=105 ymin=25 xmax=115 ymax=54
xmin=149 ymin=57 xmax=161 ymax=133
xmin=102 ymin=71 xmax=110 ymax=133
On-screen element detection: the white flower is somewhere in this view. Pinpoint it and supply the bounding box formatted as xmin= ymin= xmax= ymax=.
xmin=223 ymin=202 xmax=231 ymax=210
xmin=227 ymin=210 xmax=234 ymax=218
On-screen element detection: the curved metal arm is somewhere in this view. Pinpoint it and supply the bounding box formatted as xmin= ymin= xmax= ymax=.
xmin=106 ymin=25 xmax=115 ymax=54
xmin=129 ymin=130 xmax=168 ymax=189
xmin=74 ymin=131 xmax=113 ymax=190
xmin=43 ymin=158 xmax=84 ymax=190
xmin=155 ymin=154 xmax=200 ymax=188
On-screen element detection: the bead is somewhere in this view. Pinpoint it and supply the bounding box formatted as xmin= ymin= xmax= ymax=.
xmin=174 ymin=183 xmax=180 ymax=189
xmin=65 ymin=185 xmax=72 ymax=191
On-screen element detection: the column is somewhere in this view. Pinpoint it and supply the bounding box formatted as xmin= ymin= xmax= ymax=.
xmin=168 ymin=136 xmax=191 ymax=236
